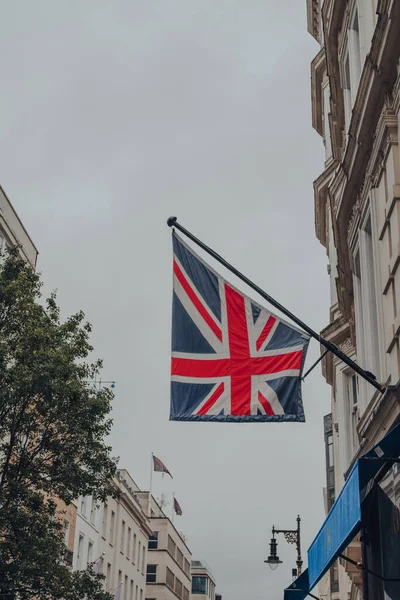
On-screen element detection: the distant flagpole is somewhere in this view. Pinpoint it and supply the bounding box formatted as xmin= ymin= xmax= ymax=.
xmin=148 ymin=453 xmax=153 ymax=518
xmin=172 ymin=493 xmax=175 ymax=524
xmin=167 ymin=217 xmax=384 ymax=394
xmin=114 ymin=581 xmax=123 ymax=600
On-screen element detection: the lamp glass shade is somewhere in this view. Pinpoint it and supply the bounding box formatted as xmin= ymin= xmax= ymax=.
xmin=264 ymin=556 xmax=283 ymax=570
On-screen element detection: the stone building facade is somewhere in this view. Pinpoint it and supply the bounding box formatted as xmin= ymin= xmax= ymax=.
xmin=136 ymin=492 xmax=192 ymax=600
xmin=307 ymin=1 xmax=400 ymax=599
xmin=73 ymin=469 xmax=153 ymax=598
xmin=99 ymin=470 xmax=152 ymax=599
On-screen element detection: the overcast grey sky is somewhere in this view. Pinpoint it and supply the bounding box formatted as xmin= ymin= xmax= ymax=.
xmin=0 ymin=2 xmax=329 ymax=598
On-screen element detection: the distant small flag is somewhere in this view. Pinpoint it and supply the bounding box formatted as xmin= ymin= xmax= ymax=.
xmin=153 ymin=455 xmax=173 ymax=478
xmin=174 ymin=496 xmax=183 ymax=516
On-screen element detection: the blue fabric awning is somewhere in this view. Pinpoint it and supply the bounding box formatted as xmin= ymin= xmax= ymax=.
xmin=284 ymin=570 xmax=310 ymax=600
xmin=308 ymin=422 xmax=400 ymax=589
xmin=283 ymin=421 xmax=400 ymax=598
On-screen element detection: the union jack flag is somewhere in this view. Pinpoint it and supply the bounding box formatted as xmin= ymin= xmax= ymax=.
xmin=153 ymin=455 xmax=173 ymax=478
xmin=174 ymin=496 xmax=183 ymax=516
xmin=170 ymin=233 xmax=310 ymax=422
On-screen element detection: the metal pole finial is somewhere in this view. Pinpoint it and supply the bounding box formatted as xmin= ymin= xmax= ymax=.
xmin=167 ymin=216 xmax=177 ymax=227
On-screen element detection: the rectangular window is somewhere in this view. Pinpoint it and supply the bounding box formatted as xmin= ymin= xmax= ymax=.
xmin=141 ymin=546 xmax=145 ymax=574
xmin=140 ymin=590 xmax=143 ymax=600
xmin=175 ymin=578 xmax=183 ymax=599
xmin=184 ymin=558 xmax=190 ymax=578
xmin=176 ymin=547 xmax=184 ymax=569
xmin=148 ymin=532 xmax=159 ymax=550
xmin=90 ymin=501 xmax=96 ymax=525
xmin=137 ymin=541 xmax=141 ymax=570
xmin=166 ymin=567 xmax=175 ymax=589
xmin=327 ymin=435 xmax=334 ymax=468
xmin=64 ymin=519 xmax=70 ymax=546
xmin=328 ymin=487 xmax=336 ymax=510
xmin=192 ymin=576 xmax=208 ymax=594
xmin=146 ymin=564 xmax=157 ymax=583
xmin=167 ymin=535 xmax=176 ymax=558
xmin=133 ymin=533 xmax=137 ymax=563
xmin=353 ymin=217 xmax=381 ymax=385
xmin=107 ymin=563 xmax=112 ymax=589
xmin=102 ymin=503 xmax=108 ymax=538
xmin=87 ymin=540 xmax=93 ymax=565
xmin=343 ymin=53 xmax=352 ymax=131
xmin=330 ymin=562 xmax=339 ymax=593
xmin=124 ymin=575 xmax=128 ymax=600
xmin=183 ymin=587 xmax=190 ymax=600
xmin=130 ymin=580 xmax=134 ymax=600
xmin=118 ymin=571 xmax=122 ymax=595
xmin=346 ymin=372 xmax=359 ymax=459
xmin=110 ymin=511 xmax=116 ymax=545
xmin=121 ymin=520 xmax=126 ymax=553
xmin=77 ymin=534 xmax=85 ymax=568
xmin=135 ymin=585 xmax=138 ymax=600
xmin=127 ymin=527 xmax=131 ymax=558
xmin=324 ymin=414 xmax=335 ymax=511
xmin=80 ymin=497 xmax=87 ymax=518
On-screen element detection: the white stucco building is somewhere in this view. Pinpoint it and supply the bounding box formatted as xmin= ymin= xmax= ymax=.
xmin=73 ymin=495 xmax=102 ymax=571
xmin=100 ymin=470 xmax=153 ymax=599
xmin=135 ymin=492 xmax=192 ymax=600
xmin=73 ymin=470 xmax=153 ymax=599
xmin=307 ymin=0 xmax=400 ymax=598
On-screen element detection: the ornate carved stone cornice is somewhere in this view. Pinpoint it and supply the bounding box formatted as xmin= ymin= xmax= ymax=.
xmin=311 ymin=48 xmax=326 ymax=136
xmin=306 ymin=0 xmax=321 ymax=43
xmin=319 ymin=314 xmax=352 ymax=385
xmin=314 ymin=159 xmax=337 ymax=247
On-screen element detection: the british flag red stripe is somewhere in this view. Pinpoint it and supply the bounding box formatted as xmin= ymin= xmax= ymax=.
xmin=170 ymin=233 xmax=309 ymax=422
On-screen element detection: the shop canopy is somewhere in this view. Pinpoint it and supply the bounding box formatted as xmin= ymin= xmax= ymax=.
xmin=284 ymin=421 xmax=400 ymax=599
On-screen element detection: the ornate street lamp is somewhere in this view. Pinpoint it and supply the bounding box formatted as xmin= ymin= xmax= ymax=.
xmin=264 ymin=529 xmax=282 ymax=571
xmin=265 ymin=515 xmax=303 ymax=576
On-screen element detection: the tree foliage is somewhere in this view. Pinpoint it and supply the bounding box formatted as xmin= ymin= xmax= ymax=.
xmin=0 ymin=248 xmax=116 ymax=599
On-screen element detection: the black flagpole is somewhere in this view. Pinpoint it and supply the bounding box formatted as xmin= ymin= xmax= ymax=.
xmin=167 ymin=216 xmax=384 ymax=394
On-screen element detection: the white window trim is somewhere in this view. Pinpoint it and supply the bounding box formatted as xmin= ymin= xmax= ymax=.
xmin=351 ymin=206 xmax=383 ymax=410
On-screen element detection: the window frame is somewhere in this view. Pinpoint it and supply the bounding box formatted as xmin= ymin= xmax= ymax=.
xmin=146 ymin=564 xmax=157 ymax=584
xmin=192 ymin=576 xmax=208 ymax=595
xmin=148 ymin=532 xmax=159 ymax=550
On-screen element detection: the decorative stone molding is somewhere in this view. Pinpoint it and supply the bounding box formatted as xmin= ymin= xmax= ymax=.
xmin=314 ymin=160 xmax=337 ymax=248
xmin=306 ymin=0 xmax=321 ymax=43
xmin=319 ymin=314 xmax=352 ymax=385
xmin=321 ymin=0 xmax=347 ymax=162
xmin=338 ymin=337 xmax=353 ymax=354
xmin=347 ymin=197 xmax=361 ymax=240
xmin=311 ymin=48 xmax=326 ymax=137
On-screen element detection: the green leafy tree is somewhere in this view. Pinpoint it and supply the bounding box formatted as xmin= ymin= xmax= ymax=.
xmin=0 ymin=248 xmax=116 ymax=599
